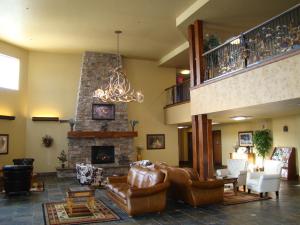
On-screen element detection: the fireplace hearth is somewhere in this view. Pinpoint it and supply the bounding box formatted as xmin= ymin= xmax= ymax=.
xmin=92 ymin=146 xmax=115 ymax=164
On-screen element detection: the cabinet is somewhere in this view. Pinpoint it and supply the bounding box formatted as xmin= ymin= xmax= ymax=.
xmin=271 ymin=147 xmax=297 ymax=180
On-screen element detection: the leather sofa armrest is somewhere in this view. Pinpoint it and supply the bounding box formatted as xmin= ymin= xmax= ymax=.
xmin=191 ymin=180 xmax=224 ymax=189
xmin=107 ymin=176 xmax=127 ymax=184
xmin=128 ymin=181 xmax=170 ymax=198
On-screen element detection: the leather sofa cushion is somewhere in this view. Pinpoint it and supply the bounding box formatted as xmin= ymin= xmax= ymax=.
xmin=107 ymin=183 xmax=129 ymax=203
xmin=184 ymin=168 xmax=200 ymax=180
xmin=127 ymin=166 xmax=165 ymax=188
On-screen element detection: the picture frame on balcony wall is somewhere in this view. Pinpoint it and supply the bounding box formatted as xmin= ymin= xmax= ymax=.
xmin=0 ymin=134 xmax=9 ymax=154
xmin=238 ymin=131 xmax=253 ymax=147
xmin=147 ymin=134 xmax=165 ymax=150
xmin=92 ymin=104 xmax=115 ymax=120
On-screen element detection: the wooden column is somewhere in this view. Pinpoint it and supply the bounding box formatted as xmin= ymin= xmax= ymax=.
xmin=207 ymin=119 xmax=214 ymax=178
xmin=188 ymin=24 xmax=196 ymax=87
xmin=192 ymin=115 xmax=199 ymax=172
xmin=188 ymin=20 xmax=204 ymax=87
xmin=197 ymin=114 xmax=208 ymax=179
xmin=194 ymin=20 xmax=204 ymax=85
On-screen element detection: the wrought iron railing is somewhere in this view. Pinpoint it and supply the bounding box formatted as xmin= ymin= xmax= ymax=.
xmin=165 ymin=79 xmax=190 ymax=106
xmin=203 ymin=4 xmax=300 ymax=81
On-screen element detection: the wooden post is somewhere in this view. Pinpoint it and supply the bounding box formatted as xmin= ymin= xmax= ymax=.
xmin=188 ymin=24 xmax=196 ymax=87
xmin=192 ymin=115 xmax=199 ymax=172
xmin=194 ymin=20 xmax=204 ymax=85
xmin=198 ymin=114 xmax=208 ymax=179
xmin=207 ymin=119 xmax=214 ymax=178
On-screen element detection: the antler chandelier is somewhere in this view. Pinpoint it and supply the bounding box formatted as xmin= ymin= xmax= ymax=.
xmin=93 ymin=31 xmax=144 ymax=103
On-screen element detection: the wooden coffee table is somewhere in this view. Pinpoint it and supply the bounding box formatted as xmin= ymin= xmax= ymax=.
xmin=217 ymin=176 xmax=238 ymax=195
xmin=66 ymin=186 xmax=96 ymax=216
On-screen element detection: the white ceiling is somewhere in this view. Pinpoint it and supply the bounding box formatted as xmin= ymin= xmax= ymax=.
xmin=0 ymin=0 xmax=195 ymax=60
xmin=0 ymin=0 xmax=299 ymax=65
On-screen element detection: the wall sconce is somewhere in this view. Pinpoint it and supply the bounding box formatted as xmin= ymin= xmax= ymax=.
xmin=0 ymin=115 xmax=16 ymax=120
xmin=32 ymin=117 xmax=59 ymax=122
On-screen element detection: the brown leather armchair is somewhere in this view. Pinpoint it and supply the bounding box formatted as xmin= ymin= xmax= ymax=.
xmin=106 ymin=166 xmax=169 ymax=216
xmin=165 ymin=167 xmax=224 ymax=207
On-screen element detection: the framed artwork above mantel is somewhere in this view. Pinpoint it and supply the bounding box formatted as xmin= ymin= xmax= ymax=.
xmin=92 ymin=104 xmax=115 ymax=120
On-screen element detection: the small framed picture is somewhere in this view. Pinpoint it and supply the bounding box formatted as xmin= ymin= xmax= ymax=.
xmin=238 ymin=131 xmax=253 ymax=147
xmin=92 ymin=104 xmax=115 ymax=120
xmin=147 ymin=134 xmax=165 ymax=150
xmin=0 ymin=134 xmax=9 ymax=154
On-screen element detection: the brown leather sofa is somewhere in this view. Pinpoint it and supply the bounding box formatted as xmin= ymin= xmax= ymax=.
xmin=106 ymin=166 xmax=169 ymax=216
xmin=161 ymin=166 xmax=224 ymax=207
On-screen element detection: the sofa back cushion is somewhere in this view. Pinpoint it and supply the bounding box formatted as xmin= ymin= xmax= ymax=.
xmin=127 ymin=166 xmax=165 ymax=188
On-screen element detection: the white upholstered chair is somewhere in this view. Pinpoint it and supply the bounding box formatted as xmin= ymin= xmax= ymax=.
xmin=216 ymin=159 xmax=248 ymax=191
xmin=246 ymin=160 xmax=283 ymax=198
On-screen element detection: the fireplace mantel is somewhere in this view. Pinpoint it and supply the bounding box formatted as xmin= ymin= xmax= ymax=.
xmin=67 ymin=131 xmax=138 ymax=139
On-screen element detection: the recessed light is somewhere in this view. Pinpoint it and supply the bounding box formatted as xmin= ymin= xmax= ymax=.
xmin=230 ymin=116 xmax=252 ymax=121
xmin=212 ymin=122 xmax=220 ymax=125
xmin=180 ymin=70 xmax=190 ymax=75
xmin=178 ymin=125 xmax=189 ymax=129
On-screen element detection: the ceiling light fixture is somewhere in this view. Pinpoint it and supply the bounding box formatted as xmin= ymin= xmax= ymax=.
xmin=230 ymin=116 xmax=252 ymax=121
xmin=93 ymin=31 xmax=144 ymax=103
xmin=180 ymin=70 xmax=190 ymax=75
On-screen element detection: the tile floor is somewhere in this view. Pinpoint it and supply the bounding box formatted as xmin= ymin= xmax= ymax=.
xmin=0 ymin=176 xmax=299 ymax=225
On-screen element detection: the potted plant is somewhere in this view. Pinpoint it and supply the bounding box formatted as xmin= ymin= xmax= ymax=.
xmin=69 ymin=118 xmax=75 ymax=132
xmin=253 ymin=129 xmax=273 ymax=160
xmin=57 ymin=150 xmax=67 ymax=168
xmin=129 ymin=120 xmax=139 ymax=132
xmin=42 ymin=135 xmax=53 ymax=147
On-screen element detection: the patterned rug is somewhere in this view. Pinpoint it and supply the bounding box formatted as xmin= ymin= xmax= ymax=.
xmin=223 ymin=191 xmax=271 ymax=205
xmin=42 ymin=200 xmax=120 ymax=225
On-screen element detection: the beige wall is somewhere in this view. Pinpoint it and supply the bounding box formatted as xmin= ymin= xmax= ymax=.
xmin=191 ymin=53 xmax=300 ymax=115
xmin=26 ymin=52 xmax=82 ymax=172
xmin=125 ymin=58 xmax=179 ymax=166
xmin=165 ymin=102 xmax=191 ymax=125
xmin=212 ymin=119 xmax=272 ymax=166
xmin=272 ymin=114 xmax=300 ymax=175
xmin=0 ymin=41 xmax=28 ymax=166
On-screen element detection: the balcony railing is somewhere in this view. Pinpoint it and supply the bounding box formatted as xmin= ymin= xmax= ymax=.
xmin=165 ymin=79 xmax=190 ymax=107
xmin=203 ymin=4 xmax=300 ymax=82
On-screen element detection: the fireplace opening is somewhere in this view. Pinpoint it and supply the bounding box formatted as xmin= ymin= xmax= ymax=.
xmin=91 ymin=146 xmax=115 ymax=164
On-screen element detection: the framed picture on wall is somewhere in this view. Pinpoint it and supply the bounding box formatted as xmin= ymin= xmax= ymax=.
xmin=0 ymin=134 xmax=9 ymax=154
xmin=238 ymin=131 xmax=253 ymax=147
xmin=92 ymin=104 xmax=115 ymax=120
xmin=147 ymin=134 xmax=165 ymax=150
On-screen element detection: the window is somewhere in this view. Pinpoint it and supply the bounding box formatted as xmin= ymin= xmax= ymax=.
xmin=0 ymin=53 xmax=20 ymax=90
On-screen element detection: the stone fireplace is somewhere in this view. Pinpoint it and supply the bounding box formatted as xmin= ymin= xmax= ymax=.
xmin=67 ymin=52 xmax=137 ymax=177
xmin=91 ymin=146 xmax=115 ymax=164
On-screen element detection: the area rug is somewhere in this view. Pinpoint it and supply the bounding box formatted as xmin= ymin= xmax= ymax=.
xmin=223 ymin=191 xmax=271 ymax=205
xmin=42 ymin=200 xmax=120 ymax=225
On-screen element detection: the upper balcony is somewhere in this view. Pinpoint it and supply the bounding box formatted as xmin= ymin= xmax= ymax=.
xmin=190 ymin=4 xmax=300 ymax=117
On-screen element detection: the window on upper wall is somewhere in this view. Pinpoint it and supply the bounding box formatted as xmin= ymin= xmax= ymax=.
xmin=0 ymin=53 xmax=20 ymax=90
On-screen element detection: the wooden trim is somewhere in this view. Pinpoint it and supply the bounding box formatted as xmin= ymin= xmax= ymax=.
xmin=192 ymin=115 xmax=199 ymax=173
xmin=164 ymin=100 xmax=190 ymax=109
xmin=68 ymin=131 xmax=138 ymax=139
xmin=207 ymin=119 xmax=214 ymax=178
xmin=191 ymin=48 xmax=300 ymax=90
xmin=188 ymin=24 xmax=196 ymax=87
xmin=32 ymin=117 xmax=59 ymax=122
xmin=0 ymin=115 xmax=15 ymax=120
xmin=194 ymin=20 xmax=204 ymax=85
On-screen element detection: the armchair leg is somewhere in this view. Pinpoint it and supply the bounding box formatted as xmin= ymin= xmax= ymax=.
xmin=260 ymin=193 xmax=263 ymax=198
xmin=276 ymin=191 xmax=279 ymax=198
xmin=243 ymin=185 xmax=246 ymax=192
xmin=248 ymin=189 xmax=251 ymax=194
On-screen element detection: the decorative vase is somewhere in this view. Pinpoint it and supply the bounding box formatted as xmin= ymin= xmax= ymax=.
xmin=137 ymin=153 xmax=142 ymax=161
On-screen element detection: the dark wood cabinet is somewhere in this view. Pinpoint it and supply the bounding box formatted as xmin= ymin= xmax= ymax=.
xmin=271 ymin=147 xmax=297 ymax=180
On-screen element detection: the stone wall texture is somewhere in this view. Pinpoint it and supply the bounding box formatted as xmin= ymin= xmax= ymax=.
xmin=68 ymin=52 xmax=135 ymax=175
